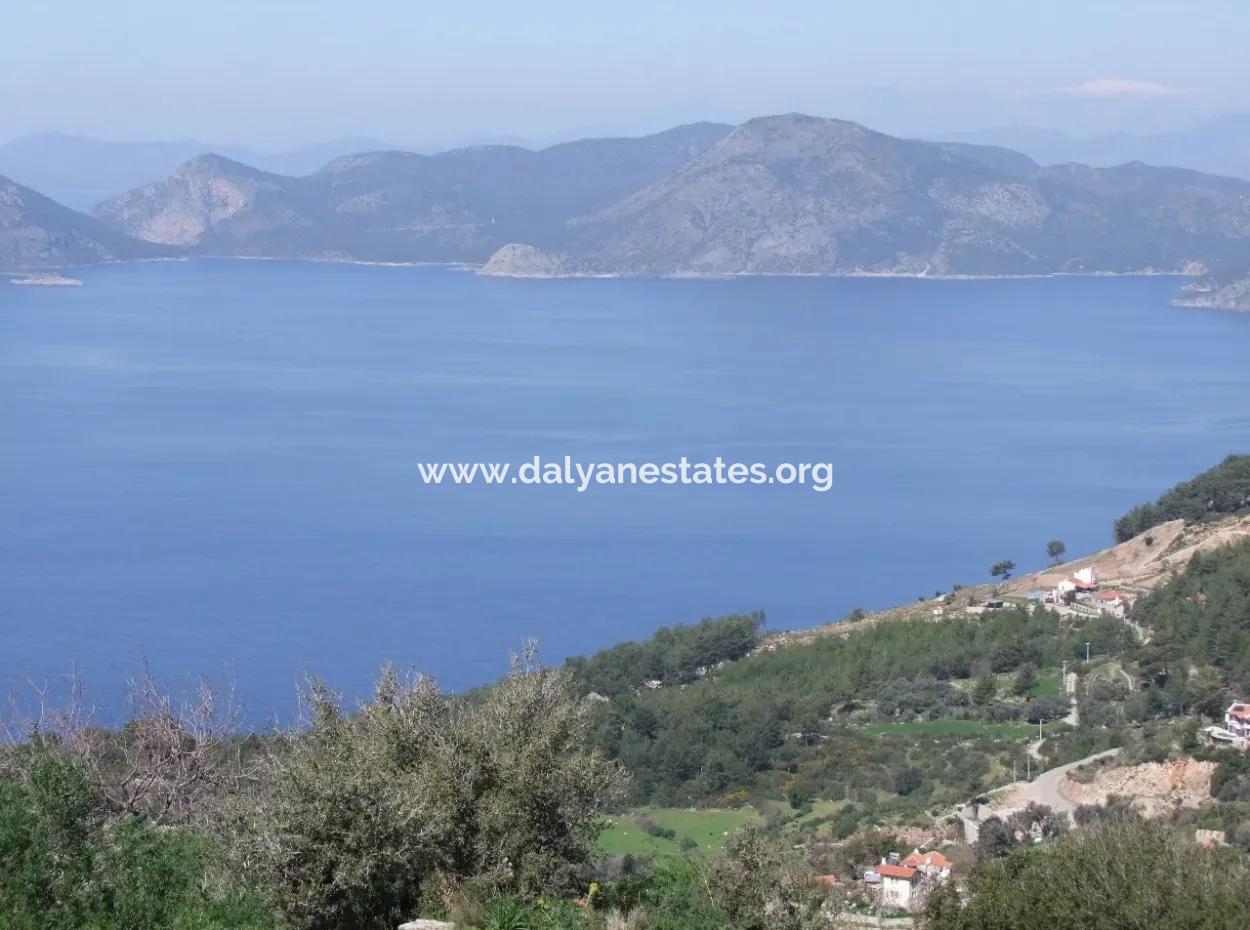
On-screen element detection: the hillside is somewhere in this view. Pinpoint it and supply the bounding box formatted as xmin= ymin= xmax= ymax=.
xmin=87 ymin=114 xmax=1250 ymax=288
xmin=0 ymin=173 xmax=164 ymax=271
xmin=91 ymin=123 xmax=732 ymax=263
xmin=491 ymin=114 xmax=1250 ymax=277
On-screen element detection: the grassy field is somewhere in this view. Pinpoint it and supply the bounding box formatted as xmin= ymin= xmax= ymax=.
xmin=861 ymin=719 xmax=1035 ymax=739
xmin=596 ymin=806 xmax=760 ymax=857
xmin=1028 ymin=671 xmax=1064 ymax=697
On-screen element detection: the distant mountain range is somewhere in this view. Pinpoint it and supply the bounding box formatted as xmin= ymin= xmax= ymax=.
xmin=4 ymin=115 xmax=1249 ymax=309
xmin=91 ymin=122 xmax=734 ymax=262
xmin=943 ymin=114 xmax=1250 ymax=182
xmin=0 ymin=133 xmax=400 ymax=211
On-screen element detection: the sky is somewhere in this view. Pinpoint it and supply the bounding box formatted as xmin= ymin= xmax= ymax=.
xmin=4 ymin=0 xmax=1250 ymax=149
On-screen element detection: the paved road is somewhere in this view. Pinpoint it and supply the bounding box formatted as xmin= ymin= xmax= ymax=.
xmin=1019 ymin=748 xmax=1121 ymax=814
xmin=955 ymin=746 xmax=1122 ymax=841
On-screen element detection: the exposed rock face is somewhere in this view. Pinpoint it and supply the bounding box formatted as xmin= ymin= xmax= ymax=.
xmin=478 ymin=243 xmax=572 ymax=277
xmin=93 ymin=154 xmax=279 ymax=246
xmin=1062 ymin=758 xmax=1216 ymax=818
xmin=0 ymin=174 xmax=162 ymax=271
xmin=1175 ymin=272 xmax=1250 ymax=310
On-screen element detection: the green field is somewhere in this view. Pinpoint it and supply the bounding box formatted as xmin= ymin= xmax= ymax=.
xmin=596 ymin=806 xmax=760 ymax=857
xmin=861 ymin=719 xmax=1035 ymax=739
xmin=1028 ymin=672 xmax=1064 ymax=698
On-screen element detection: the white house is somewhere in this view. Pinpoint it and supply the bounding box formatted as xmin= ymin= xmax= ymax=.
xmin=878 ymin=864 xmax=919 ymax=910
xmin=1225 ymin=702 xmax=1250 ymax=739
xmin=1094 ymin=591 xmax=1129 ymax=618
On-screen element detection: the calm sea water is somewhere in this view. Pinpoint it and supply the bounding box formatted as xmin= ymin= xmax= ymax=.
xmin=3 ymin=261 xmax=1249 ymax=721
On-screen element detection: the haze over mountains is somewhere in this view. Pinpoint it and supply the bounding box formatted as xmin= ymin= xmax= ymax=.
xmin=0 ymin=134 xmax=400 ymax=211
xmin=4 ymin=114 xmax=1249 ymax=308
xmin=944 ymin=113 xmax=1250 ymax=184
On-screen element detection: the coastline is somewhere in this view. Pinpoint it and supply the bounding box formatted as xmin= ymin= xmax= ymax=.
xmin=5 ymin=254 xmax=1217 ymax=292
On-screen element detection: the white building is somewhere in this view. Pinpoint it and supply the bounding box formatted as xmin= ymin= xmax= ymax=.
xmin=1225 ymin=702 xmax=1250 ymax=739
xmin=878 ymin=864 xmax=919 ymax=910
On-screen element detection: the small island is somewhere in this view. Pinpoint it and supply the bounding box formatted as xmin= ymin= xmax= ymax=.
xmin=9 ymin=272 xmax=84 ymax=287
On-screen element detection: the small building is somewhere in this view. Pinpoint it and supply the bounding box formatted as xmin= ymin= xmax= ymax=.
xmin=1093 ymin=591 xmax=1129 ymax=617
xmin=878 ymin=864 xmax=919 ymax=910
xmin=1225 ymin=702 xmax=1250 ymax=739
xmin=901 ymin=849 xmax=953 ymax=878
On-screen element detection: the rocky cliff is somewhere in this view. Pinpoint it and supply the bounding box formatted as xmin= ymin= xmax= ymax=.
xmin=0 ymin=174 xmax=163 ymax=271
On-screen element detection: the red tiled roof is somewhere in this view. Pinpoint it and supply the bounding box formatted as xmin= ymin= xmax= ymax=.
xmin=1229 ymin=704 xmax=1250 ymax=720
xmin=878 ymin=864 xmax=918 ymax=880
xmin=902 ymin=851 xmax=953 ymax=869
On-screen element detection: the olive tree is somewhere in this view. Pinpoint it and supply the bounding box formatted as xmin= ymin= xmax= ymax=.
xmin=238 ymin=648 xmax=626 ymax=930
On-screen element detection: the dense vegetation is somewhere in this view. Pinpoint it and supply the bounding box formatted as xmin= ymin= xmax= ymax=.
xmin=585 ymin=608 xmax=1125 ymax=811
xmin=1132 ymin=538 xmax=1250 ymax=693
xmin=1 ymin=659 xmax=624 ymax=930
xmin=0 ymin=746 xmax=277 ymax=930
xmin=9 ymin=459 xmax=1250 ymax=928
xmin=925 ymin=818 xmax=1250 ymax=929
xmin=565 ymin=612 xmax=763 ymax=697
xmin=1113 ymin=454 xmax=1250 ymax=541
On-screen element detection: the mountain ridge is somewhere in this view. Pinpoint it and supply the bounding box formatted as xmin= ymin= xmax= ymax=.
xmin=8 ymin=114 xmax=1250 ymax=300
xmin=484 ymin=114 xmax=1250 ymax=279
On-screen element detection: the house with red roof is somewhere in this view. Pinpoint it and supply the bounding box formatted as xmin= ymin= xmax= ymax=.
xmin=1226 ymin=702 xmax=1250 ymax=739
xmin=878 ymin=863 xmax=919 ymax=910
xmin=901 ymin=849 xmax=953 ymax=878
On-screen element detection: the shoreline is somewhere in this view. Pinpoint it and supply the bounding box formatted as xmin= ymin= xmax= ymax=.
xmin=8 ymin=256 xmax=1226 ymax=299
xmin=476 ymin=268 xmax=1198 ymax=282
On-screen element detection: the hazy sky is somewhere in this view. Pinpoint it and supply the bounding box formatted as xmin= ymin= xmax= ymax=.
xmin=4 ymin=0 xmax=1250 ymax=148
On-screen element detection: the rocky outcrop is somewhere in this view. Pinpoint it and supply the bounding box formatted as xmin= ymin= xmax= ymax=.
xmin=478 ymin=243 xmax=574 ymax=277
xmin=1061 ymin=758 xmax=1216 ymax=818
xmin=0 ymin=174 xmax=162 ymax=271
xmin=1175 ymin=272 xmax=1250 ymax=310
xmin=93 ymin=154 xmax=281 ymax=246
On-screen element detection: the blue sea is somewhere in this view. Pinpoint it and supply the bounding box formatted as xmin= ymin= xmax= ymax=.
xmin=3 ymin=261 xmax=1249 ymax=721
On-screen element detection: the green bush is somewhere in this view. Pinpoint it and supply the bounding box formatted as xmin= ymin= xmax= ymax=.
xmin=926 ymin=818 xmax=1250 ymax=929
xmin=238 ymin=663 xmax=626 ymax=930
xmin=0 ymin=749 xmax=279 ymax=930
